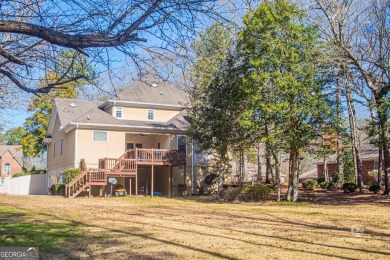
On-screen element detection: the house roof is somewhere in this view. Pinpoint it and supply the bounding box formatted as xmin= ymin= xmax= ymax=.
xmin=316 ymin=144 xmax=379 ymax=164
xmin=299 ymin=168 xmax=318 ymax=180
xmin=0 ymin=145 xmax=23 ymax=166
xmin=51 ymin=81 xmax=190 ymax=134
xmin=54 ymin=98 xmax=102 ymax=127
xmin=114 ymin=80 xmax=189 ymax=106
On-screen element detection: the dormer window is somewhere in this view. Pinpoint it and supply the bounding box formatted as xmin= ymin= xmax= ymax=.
xmin=115 ymin=107 xmax=123 ymax=118
xmin=147 ymin=109 xmax=154 ymax=120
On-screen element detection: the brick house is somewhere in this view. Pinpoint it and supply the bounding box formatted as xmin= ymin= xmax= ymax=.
xmin=0 ymin=145 xmax=24 ymax=178
xmin=317 ymin=147 xmax=380 ymax=184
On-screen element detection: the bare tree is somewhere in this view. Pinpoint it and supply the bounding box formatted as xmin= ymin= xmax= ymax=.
xmin=312 ymin=0 xmax=390 ymax=194
xmin=0 ymin=0 xmax=227 ymax=96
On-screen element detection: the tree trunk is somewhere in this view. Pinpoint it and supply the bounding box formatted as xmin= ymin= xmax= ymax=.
xmin=375 ymin=97 xmax=390 ymax=195
xmin=273 ymin=152 xmax=281 ymax=202
xmin=336 ymin=71 xmax=344 ymax=177
xmin=265 ymin=149 xmax=272 ymax=184
xmin=346 ymin=81 xmax=364 ymax=192
xmin=287 ymin=150 xmax=299 ymax=202
xmin=257 ymin=143 xmax=262 ymax=182
xmin=216 ymin=153 xmax=226 ymax=200
xmin=287 ymin=154 xmax=293 ymax=202
xmin=378 ymin=146 xmax=383 ymax=187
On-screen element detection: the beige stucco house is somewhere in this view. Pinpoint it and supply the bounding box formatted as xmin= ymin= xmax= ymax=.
xmin=45 ymin=81 xmax=212 ymax=198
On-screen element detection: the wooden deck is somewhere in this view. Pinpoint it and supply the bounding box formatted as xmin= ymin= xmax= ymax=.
xmin=65 ymin=149 xmax=186 ymax=198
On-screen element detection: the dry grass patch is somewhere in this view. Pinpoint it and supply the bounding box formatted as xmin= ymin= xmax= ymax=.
xmin=0 ymin=195 xmax=389 ymax=259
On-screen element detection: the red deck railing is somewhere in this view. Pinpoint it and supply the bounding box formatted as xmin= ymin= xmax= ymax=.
xmin=128 ymin=148 xmax=186 ymax=163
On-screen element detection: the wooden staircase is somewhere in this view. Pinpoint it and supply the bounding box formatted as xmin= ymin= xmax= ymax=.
xmin=65 ymin=168 xmax=107 ymax=198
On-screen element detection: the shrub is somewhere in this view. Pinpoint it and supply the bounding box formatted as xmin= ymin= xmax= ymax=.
xmin=220 ymin=187 xmax=241 ymax=201
xmin=204 ymin=173 xmax=218 ymax=185
xmin=317 ymin=177 xmax=325 ymax=184
xmin=343 ymin=183 xmax=356 ymax=193
xmin=369 ymin=185 xmax=381 ymax=194
xmin=302 ymin=179 xmax=317 ymax=191
xmin=50 ymin=184 xmax=65 ymax=196
xmin=63 ymin=168 xmax=82 ymax=184
xmin=326 ymin=182 xmax=335 ymax=190
xmin=12 ymin=172 xmax=26 ymax=178
xmin=319 ymin=182 xmax=334 ymax=190
xmin=242 ymin=185 xmax=273 ymax=201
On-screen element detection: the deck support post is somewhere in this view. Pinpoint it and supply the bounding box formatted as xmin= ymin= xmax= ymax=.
xmin=183 ymin=163 xmax=187 ymax=195
xmin=135 ymin=166 xmax=138 ymax=196
xmin=129 ymin=178 xmax=132 ymax=196
xmin=88 ymin=185 xmax=91 ymax=198
xmin=151 ymin=166 xmax=154 ymax=198
xmin=169 ymin=165 xmax=172 ymax=198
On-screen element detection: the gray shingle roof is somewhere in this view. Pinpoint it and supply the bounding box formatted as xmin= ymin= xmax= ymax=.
xmin=116 ymin=80 xmax=189 ymax=106
xmin=0 ymin=145 xmax=23 ymax=166
xmin=54 ymin=98 xmax=102 ymax=127
xmin=52 ymin=82 xmax=190 ymax=132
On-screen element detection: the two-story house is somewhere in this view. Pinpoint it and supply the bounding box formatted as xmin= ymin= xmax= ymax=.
xmin=45 ymin=80 xmax=211 ymax=198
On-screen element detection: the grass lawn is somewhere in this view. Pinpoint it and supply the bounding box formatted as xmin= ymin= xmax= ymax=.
xmin=0 ymin=194 xmax=389 ymax=259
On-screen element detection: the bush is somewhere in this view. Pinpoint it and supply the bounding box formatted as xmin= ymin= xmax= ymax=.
xmin=50 ymin=184 xmax=65 ymax=196
xmin=369 ymin=185 xmax=381 ymax=194
xmin=220 ymin=185 xmax=273 ymax=202
xmin=12 ymin=172 xmax=26 ymax=178
xmin=63 ymin=168 xmax=82 ymax=184
xmin=302 ymin=179 xmax=317 ymax=191
xmin=204 ymin=173 xmax=218 ymax=185
xmin=342 ymin=183 xmax=356 ymax=193
xmin=319 ymin=181 xmax=334 ymax=190
xmin=317 ymin=177 xmax=325 ymax=184
xmin=242 ymin=185 xmax=273 ymax=201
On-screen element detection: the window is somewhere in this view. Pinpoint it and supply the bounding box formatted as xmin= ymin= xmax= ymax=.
xmin=60 ymin=138 xmax=63 ymax=155
xmin=177 ymin=135 xmax=187 ymax=153
xmin=53 ymin=142 xmax=56 ymax=158
xmin=374 ymin=161 xmax=379 ymax=170
xmin=93 ymin=131 xmax=108 ymax=142
xmin=4 ymin=163 xmax=11 ymax=175
xmin=115 ymin=107 xmax=123 ymax=118
xmin=0 ymin=178 xmax=4 ymax=186
xmin=147 ymin=109 xmax=154 ymax=120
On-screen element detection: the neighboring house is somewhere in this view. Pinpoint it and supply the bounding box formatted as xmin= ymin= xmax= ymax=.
xmin=299 ymin=169 xmax=318 ymax=183
xmin=45 ymin=80 xmax=213 ymax=198
xmin=0 ymin=145 xmax=23 ymax=178
xmin=317 ymin=146 xmax=380 ymax=184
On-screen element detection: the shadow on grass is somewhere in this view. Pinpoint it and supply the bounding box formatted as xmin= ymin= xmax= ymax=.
xmin=0 ymin=206 xmax=234 ymax=259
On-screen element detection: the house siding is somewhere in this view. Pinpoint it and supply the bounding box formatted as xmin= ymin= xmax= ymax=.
xmin=47 ymin=115 xmax=76 ymax=173
xmin=0 ymin=150 xmax=23 ymax=177
xmin=77 ymin=129 xmax=125 ymax=168
xmin=112 ymin=106 xmax=180 ymax=122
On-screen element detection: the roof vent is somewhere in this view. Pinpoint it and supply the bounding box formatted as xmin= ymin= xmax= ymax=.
xmin=87 ymin=115 xmax=90 ymax=120
xmin=151 ymin=83 xmax=157 ymax=88
xmin=69 ymin=102 xmax=77 ymax=108
xmin=160 ymin=91 xmax=163 ymax=95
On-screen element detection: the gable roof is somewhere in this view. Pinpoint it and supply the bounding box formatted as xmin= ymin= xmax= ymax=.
xmin=0 ymin=145 xmax=23 ymax=166
xmin=54 ymin=98 xmax=102 ymax=127
xmin=114 ymin=80 xmax=189 ymax=106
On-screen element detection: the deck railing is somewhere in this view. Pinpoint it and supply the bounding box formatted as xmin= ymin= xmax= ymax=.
xmin=99 ymin=158 xmax=137 ymax=172
xmin=127 ymin=148 xmax=186 ymax=163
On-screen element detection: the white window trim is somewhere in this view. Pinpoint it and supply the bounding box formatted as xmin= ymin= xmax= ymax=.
xmin=147 ymin=109 xmax=154 ymax=121
xmin=115 ymin=107 xmax=123 ymax=119
xmin=53 ymin=141 xmax=56 ymax=158
xmin=4 ymin=163 xmax=11 ymax=175
xmin=92 ymin=131 xmax=108 ymax=142
xmin=60 ymin=137 xmax=63 ymax=155
xmin=177 ymin=135 xmax=187 ymax=150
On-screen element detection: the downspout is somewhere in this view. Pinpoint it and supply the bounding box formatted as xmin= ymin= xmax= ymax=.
xmin=46 ymin=143 xmax=49 ymax=195
xmin=191 ymin=138 xmax=195 ymax=195
xmin=75 ymin=124 xmax=79 ymax=168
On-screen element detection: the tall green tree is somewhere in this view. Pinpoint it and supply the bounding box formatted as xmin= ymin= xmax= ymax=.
xmin=189 ymin=23 xmax=252 ymax=198
xmin=21 ymin=50 xmax=93 ymax=157
xmin=238 ymin=0 xmax=335 ymax=201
